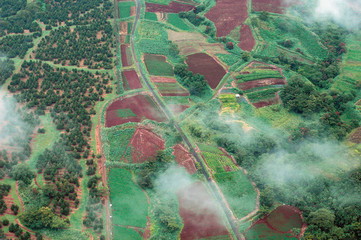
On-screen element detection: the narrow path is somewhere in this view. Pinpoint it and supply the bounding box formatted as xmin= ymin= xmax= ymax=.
xmin=129 ymin=0 xmax=243 ymax=239
xmin=15 ymin=181 xmax=24 ymax=212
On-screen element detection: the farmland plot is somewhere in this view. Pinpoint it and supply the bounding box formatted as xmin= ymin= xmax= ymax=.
xmin=143 ymin=54 xmax=174 ymax=76
xmin=145 ymin=1 xmax=194 ymax=13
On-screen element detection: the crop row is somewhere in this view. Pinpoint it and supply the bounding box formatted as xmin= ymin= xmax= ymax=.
xmin=236 ymin=70 xmax=283 ymax=82
xmin=247 ymin=88 xmax=279 ymax=102
xmin=202 ymin=151 xmax=238 ymax=174
xmin=106 ymin=128 xmax=135 ymax=161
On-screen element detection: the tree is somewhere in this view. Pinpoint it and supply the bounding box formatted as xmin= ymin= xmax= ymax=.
xmin=11 ymin=163 xmax=35 ymax=185
xmin=309 ymin=208 xmax=335 ymax=231
xmin=226 ymin=42 xmax=234 ymax=50
xmin=20 ymin=207 xmax=68 ymax=229
xmin=259 ymin=11 xmax=269 ymax=21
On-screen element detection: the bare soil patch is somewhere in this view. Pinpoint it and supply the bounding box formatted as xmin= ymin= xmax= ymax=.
xmin=172 ymin=144 xmax=197 ymax=174
xmin=145 ymin=2 xmax=194 ymax=13
xmin=150 ymin=76 xmax=177 ymax=83
xmin=238 ymin=25 xmax=256 ymax=52
xmin=122 ymin=70 xmax=142 ymax=90
xmin=205 ymin=0 xmax=248 ymax=37
xmin=238 ymin=78 xmax=285 ymax=90
xmin=186 ymin=53 xmax=226 ymax=89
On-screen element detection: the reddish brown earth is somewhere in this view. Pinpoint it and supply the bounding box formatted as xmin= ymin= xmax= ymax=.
xmin=172 ymin=144 xmax=197 ymax=174
xmin=252 ymin=98 xmax=279 ymax=108
xmin=121 ymin=44 xmax=132 ymax=67
xmin=168 ymin=104 xmax=189 ymax=115
xmin=238 ymin=25 xmax=256 ymax=52
xmin=161 ymin=92 xmax=189 ymax=97
xmin=187 ymin=53 xmax=226 ymax=89
xmin=252 ymin=0 xmax=298 ymax=13
xmin=205 ymin=0 xmax=248 ymax=37
xmin=238 ymin=78 xmax=285 ymax=90
xmin=350 ymin=127 xmax=361 ymax=143
xmin=150 ymin=76 xmax=177 ymax=83
xmin=145 ymin=1 xmax=194 ymax=13
xmin=128 ymin=128 xmax=165 ymax=163
xmin=105 ymin=94 xmax=167 ymax=127
xmin=122 ymin=70 xmax=142 ymax=90
xmin=177 ymin=181 xmax=229 ymax=240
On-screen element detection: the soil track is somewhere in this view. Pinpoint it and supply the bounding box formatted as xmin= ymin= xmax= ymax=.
xmin=205 ymin=0 xmax=248 ymax=37
xmin=187 ymin=53 xmax=226 ymax=89
xmin=177 ymin=181 xmax=230 ymax=240
xmin=238 ymin=25 xmax=256 ymax=52
xmin=145 ymin=1 xmax=194 ymax=13
xmin=150 ymin=76 xmax=177 ymax=83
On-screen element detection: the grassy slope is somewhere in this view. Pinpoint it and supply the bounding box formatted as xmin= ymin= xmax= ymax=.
xmin=108 ymin=168 xmax=148 ymax=228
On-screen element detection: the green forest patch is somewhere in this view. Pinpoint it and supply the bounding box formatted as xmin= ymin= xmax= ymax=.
xmin=144 ymin=54 xmax=174 ymax=76
xmin=109 ymin=168 xmax=149 ymax=228
xmin=145 ymin=12 xmax=158 ymax=21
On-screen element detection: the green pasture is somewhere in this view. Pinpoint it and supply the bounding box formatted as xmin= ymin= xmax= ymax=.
xmin=144 ymin=54 xmax=174 ymax=76
xmin=113 ymin=226 xmax=142 ymax=240
xmin=138 ymin=21 xmax=168 ymax=40
xmin=118 ymin=1 xmax=135 ymax=19
xmin=109 ymin=168 xmax=148 ymax=228
xmin=103 ymin=127 xmax=135 ymax=162
xmin=332 ymin=33 xmax=361 ymax=93
xmin=163 ymin=96 xmax=190 ymax=105
xmin=202 ymin=151 xmax=238 ymax=174
xmin=236 ymin=69 xmax=283 ymax=82
xmin=144 ymin=12 xmax=158 ymax=21
xmin=198 ymin=143 xmax=224 ymax=154
xmin=168 ymin=13 xmax=191 ymax=31
xmin=145 ymin=0 xmax=172 ymax=5
xmin=28 ymin=114 xmax=60 ymax=169
xmin=214 ymin=171 xmax=257 ymax=219
xmin=216 ymin=54 xmax=241 ymax=66
xmin=247 ymin=88 xmax=279 ymax=102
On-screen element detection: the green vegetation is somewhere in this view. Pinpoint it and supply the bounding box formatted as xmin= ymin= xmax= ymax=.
xmin=117 ymin=108 xmax=137 ymax=118
xmin=118 ymin=1 xmax=135 ymax=19
xmin=235 ymin=69 xmax=283 ymax=82
xmin=144 ymin=54 xmax=174 ymax=76
xmin=109 ymin=168 xmax=148 ymax=228
xmin=103 ymin=127 xmax=135 ymax=162
xmin=247 ymin=88 xmax=279 ymax=102
xmin=144 ymin=12 xmax=158 ymax=21
xmin=168 ymin=13 xmax=191 ymax=31
xmin=113 ymin=226 xmax=142 ymax=240
xmin=145 ymin=0 xmax=172 ymax=5
xmin=215 ymin=171 xmax=256 ymax=218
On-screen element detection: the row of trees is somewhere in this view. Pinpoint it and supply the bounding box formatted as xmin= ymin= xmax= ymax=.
xmin=174 ymin=64 xmax=209 ymax=96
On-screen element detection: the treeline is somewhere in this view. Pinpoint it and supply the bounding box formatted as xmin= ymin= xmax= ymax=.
xmin=0 ymin=34 xmax=37 ymax=58
xmin=174 ymin=64 xmax=209 ymax=96
xmin=0 ymin=58 xmax=15 ymax=85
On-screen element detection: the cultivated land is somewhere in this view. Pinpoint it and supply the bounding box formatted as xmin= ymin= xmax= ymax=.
xmin=1 ymin=0 xmax=361 ymax=240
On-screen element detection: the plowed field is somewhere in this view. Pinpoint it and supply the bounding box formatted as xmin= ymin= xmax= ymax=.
xmin=238 ymin=78 xmax=285 ymax=90
xmin=129 ymin=128 xmax=165 ymax=163
xmin=121 ymin=44 xmax=132 ymax=67
xmin=173 ymin=144 xmax=197 ymax=174
xmin=122 ymin=70 xmax=142 ymax=90
xmin=177 ymin=181 xmax=229 ymax=240
xmin=205 ymin=0 xmax=248 ymax=37
xmin=105 ymin=94 xmax=167 ymax=127
xmin=187 ymin=53 xmax=226 ymax=89
xmin=238 ymin=25 xmax=255 ymax=52
xmin=145 ymin=1 xmax=194 ymax=13
xmin=252 ymin=0 xmax=297 ymax=13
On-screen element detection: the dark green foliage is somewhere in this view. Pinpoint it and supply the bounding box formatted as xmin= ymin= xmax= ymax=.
xmin=11 ymin=204 xmax=19 ymax=215
xmin=20 ymin=207 xmax=68 ymax=229
xmin=83 ymin=196 xmax=103 ymax=232
xmin=0 ymin=58 xmax=15 ymax=85
xmin=2 ymin=219 xmax=9 ymax=226
xmin=0 ymin=0 xmax=26 ymax=18
xmin=0 ymin=35 xmax=34 ymax=58
xmin=10 ymin=163 xmax=35 ymax=185
xmin=174 ymin=64 xmax=208 ymax=96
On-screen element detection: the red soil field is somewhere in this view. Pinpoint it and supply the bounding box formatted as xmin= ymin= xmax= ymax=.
xmin=129 ymin=128 xmax=165 ymax=163
xmin=177 ymin=181 xmax=229 ymax=240
xmin=105 ymin=94 xmax=167 ymax=127
xmin=186 ymin=53 xmax=226 ymax=89
xmin=122 ymin=70 xmax=142 ymax=90
xmin=252 ymin=98 xmax=279 ymax=108
xmin=145 ymin=1 xmax=194 ymax=13
xmin=121 ymin=44 xmax=132 ymax=67
xmin=161 ymin=92 xmax=189 ymax=97
xmin=173 ymin=144 xmax=197 ymax=174
xmin=252 ymin=0 xmax=298 ymax=14
xmin=245 ymin=205 xmax=306 ymax=239
xmin=238 ymin=25 xmax=256 ymax=52
xmin=238 ymin=78 xmax=285 ymax=90
xmin=168 ymin=104 xmax=189 ymax=115
xmin=349 ymin=127 xmax=361 ymax=143
xmin=150 ymin=76 xmax=177 ymax=83
xmin=205 ymin=0 xmax=248 ymax=37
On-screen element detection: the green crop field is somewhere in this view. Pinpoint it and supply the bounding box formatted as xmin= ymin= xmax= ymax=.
xmin=235 ymin=69 xmax=283 ymax=82
xmin=219 ymin=94 xmax=240 ymax=112
xmin=163 ymin=96 xmax=190 ymax=105
xmin=145 ymin=12 xmax=158 ymax=21
xmin=155 ymin=82 xmax=189 ymax=95
xmin=168 ymin=13 xmax=191 ymax=31
xmin=198 ymin=143 xmax=224 ymax=154
xmin=145 ymin=0 xmax=172 ymax=4
xmin=109 ymin=168 xmax=149 ymax=228
xmin=202 ymin=151 xmax=238 ymax=174
xmin=144 ymin=54 xmax=174 ymax=76
xmin=118 ymin=1 xmax=135 ymax=19
xmin=104 ymin=127 xmax=135 ymax=161
xmin=216 ymin=54 xmax=241 ymax=66
xmin=113 ymin=226 xmax=142 ymax=240
xmin=247 ymin=88 xmax=279 ymax=102
xmin=214 ymin=171 xmax=257 ymax=218
xmin=117 ymin=108 xmax=137 ymax=118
